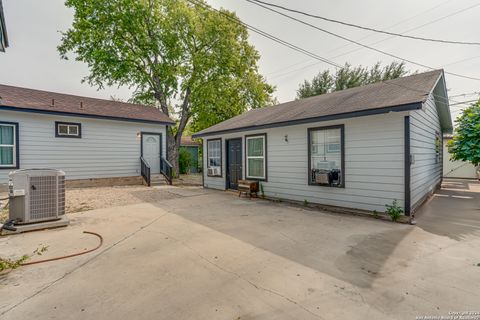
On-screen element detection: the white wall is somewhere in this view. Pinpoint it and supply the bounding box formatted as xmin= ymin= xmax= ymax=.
xmin=0 ymin=110 xmax=166 ymax=184
xmin=203 ymin=112 xmax=407 ymax=213
xmin=443 ymin=138 xmax=477 ymax=179
xmin=409 ymin=94 xmax=442 ymax=211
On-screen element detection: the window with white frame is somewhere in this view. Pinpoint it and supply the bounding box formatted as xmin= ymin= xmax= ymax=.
xmin=246 ymin=134 xmax=266 ymax=180
xmin=207 ymin=139 xmax=222 ymax=176
xmin=309 ymin=125 xmax=344 ymax=187
xmin=56 ymin=122 xmax=81 ymax=138
xmin=0 ymin=122 xmax=17 ymax=168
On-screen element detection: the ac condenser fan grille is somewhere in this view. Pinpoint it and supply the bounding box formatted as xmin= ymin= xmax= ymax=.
xmin=30 ymin=176 xmax=58 ymax=220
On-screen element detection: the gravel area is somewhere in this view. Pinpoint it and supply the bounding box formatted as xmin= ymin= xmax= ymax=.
xmin=65 ymin=185 xmax=182 ymax=213
xmin=174 ymin=174 xmax=202 ymax=186
xmin=0 ymin=185 xmax=185 ymax=223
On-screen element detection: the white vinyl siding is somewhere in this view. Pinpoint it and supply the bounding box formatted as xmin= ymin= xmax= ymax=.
xmin=202 ymin=112 xmax=406 ymax=212
xmin=0 ymin=110 xmax=166 ymax=184
xmin=409 ymin=94 xmax=443 ymax=210
xmin=443 ymin=138 xmax=477 ymax=179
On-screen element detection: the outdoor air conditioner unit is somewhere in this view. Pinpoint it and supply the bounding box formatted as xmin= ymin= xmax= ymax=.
xmin=8 ymin=169 xmax=66 ymax=224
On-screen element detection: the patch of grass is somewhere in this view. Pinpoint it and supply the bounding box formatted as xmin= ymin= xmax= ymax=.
xmin=303 ymin=199 xmax=309 ymax=207
xmin=0 ymin=202 xmax=9 ymax=224
xmin=385 ymin=200 xmax=403 ymax=222
xmin=1 ymin=245 xmax=49 ymax=274
xmin=0 ymin=255 xmax=29 ymax=273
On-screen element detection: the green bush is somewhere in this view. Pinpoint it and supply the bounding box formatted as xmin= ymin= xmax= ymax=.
xmin=179 ymin=148 xmax=192 ymax=174
xmin=385 ymin=200 xmax=403 ymax=222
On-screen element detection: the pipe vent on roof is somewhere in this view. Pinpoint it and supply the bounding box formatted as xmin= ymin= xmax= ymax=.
xmin=51 ymin=99 xmax=55 ymax=107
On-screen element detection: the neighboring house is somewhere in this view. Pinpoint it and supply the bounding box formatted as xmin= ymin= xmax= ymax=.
xmin=0 ymin=84 xmax=175 ymax=188
xmin=180 ymin=136 xmax=200 ymax=173
xmin=0 ymin=0 xmax=8 ymax=52
xmin=443 ymin=135 xmax=477 ymax=179
xmin=193 ymin=70 xmax=452 ymax=216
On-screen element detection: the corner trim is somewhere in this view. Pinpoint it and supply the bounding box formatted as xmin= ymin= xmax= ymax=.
xmin=192 ymin=102 xmax=422 ymax=138
xmin=404 ymin=116 xmax=411 ymax=216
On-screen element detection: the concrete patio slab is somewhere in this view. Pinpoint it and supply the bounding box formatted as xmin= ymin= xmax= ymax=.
xmin=0 ymin=180 xmax=479 ymax=319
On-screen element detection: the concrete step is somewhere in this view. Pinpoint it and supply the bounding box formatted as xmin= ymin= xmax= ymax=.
xmin=150 ymin=174 xmax=167 ymax=186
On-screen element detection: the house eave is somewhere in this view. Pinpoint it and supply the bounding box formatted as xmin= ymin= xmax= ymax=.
xmin=0 ymin=105 xmax=175 ymax=126
xmin=192 ymin=102 xmax=422 ymax=138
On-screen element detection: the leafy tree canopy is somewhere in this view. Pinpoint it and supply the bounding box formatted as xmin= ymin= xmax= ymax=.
xmin=58 ymin=0 xmax=274 ymax=173
xmin=448 ymin=101 xmax=480 ymax=166
xmin=297 ymin=61 xmax=409 ymax=99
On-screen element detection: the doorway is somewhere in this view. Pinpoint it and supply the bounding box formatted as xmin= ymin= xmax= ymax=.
xmin=141 ymin=133 xmax=162 ymax=174
xmin=226 ymin=138 xmax=242 ymax=190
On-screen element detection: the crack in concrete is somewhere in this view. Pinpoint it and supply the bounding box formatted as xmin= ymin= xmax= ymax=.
xmin=0 ymin=213 xmax=169 ymax=317
xmin=151 ymin=229 xmax=325 ymax=320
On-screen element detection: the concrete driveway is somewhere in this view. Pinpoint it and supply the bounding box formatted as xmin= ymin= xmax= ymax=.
xmin=1 ymin=180 xmax=479 ymax=320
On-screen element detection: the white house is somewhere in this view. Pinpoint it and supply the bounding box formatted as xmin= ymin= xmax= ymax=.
xmin=443 ymin=136 xmax=477 ymax=179
xmin=0 ymin=84 xmax=174 ymax=189
xmin=193 ymin=70 xmax=453 ymax=216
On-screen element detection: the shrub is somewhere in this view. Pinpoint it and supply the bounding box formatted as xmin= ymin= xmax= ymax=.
xmin=179 ymin=148 xmax=192 ymax=174
xmin=385 ymin=200 xmax=403 ymax=222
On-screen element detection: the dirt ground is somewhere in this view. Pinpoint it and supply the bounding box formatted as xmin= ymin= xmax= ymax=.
xmin=65 ymin=185 xmax=184 ymax=213
xmin=0 ymin=185 xmax=184 ymax=222
xmin=174 ymin=173 xmax=202 ymax=186
xmin=0 ymin=174 xmax=202 ymax=222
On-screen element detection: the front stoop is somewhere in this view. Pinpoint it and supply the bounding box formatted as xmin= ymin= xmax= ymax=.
xmin=150 ymin=174 xmax=167 ymax=186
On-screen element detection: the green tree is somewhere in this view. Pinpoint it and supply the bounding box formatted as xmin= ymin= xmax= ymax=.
xmin=58 ymin=0 xmax=274 ymax=175
xmin=297 ymin=62 xmax=408 ymax=99
xmin=178 ymin=147 xmax=192 ymax=174
xmin=448 ymin=101 xmax=480 ymax=168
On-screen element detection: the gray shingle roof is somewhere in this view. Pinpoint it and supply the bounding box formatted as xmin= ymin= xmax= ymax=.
xmin=0 ymin=84 xmax=174 ymax=124
xmin=193 ymin=70 xmax=444 ymax=137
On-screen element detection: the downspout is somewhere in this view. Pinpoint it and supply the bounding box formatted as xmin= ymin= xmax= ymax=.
xmin=201 ymin=139 xmax=205 ymax=188
xmin=404 ymin=116 xmax=413 ymax=223
xmin=165 ymin=125 xmax=169 ymax=160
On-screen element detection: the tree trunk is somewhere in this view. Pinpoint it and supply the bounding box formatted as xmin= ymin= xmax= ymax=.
xmin=167 ymin=130 xmax=178 ymax=176
xmin=168 ymin=88 xmax=191 ymax=178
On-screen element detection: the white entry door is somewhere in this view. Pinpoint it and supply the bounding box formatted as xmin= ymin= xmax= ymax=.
xmin=142 ymin=134 xmax=161 ymax=173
